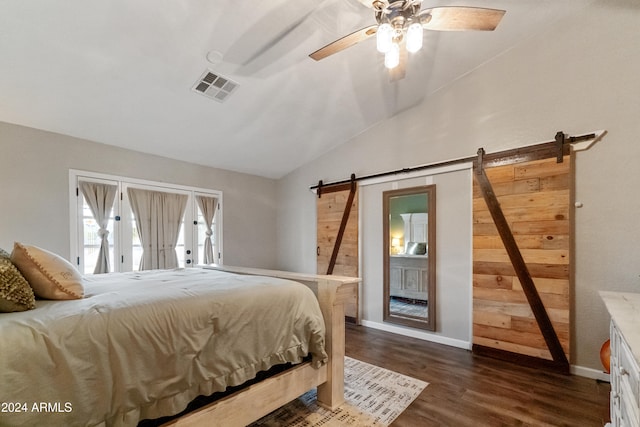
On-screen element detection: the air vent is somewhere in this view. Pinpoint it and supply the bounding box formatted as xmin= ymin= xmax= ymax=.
xmin=192 ymin=70 xmax=238 ymax=103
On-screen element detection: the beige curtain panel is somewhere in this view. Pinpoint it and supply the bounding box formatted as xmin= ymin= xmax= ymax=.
xmin=79 ymin=181 xmax=117 ymax=274
xmin=127 ymin=188 xmax=188 ymax=270
xmin=196 ymin=195 xmax=218 ymax=264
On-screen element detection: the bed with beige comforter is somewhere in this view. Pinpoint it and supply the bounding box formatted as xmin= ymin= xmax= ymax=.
xmin=0 ymin=268 xmax=327 ymax=427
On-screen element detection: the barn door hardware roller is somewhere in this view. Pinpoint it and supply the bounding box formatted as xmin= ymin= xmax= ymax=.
xmin=555 ymin=131 xmax=597 ymax=163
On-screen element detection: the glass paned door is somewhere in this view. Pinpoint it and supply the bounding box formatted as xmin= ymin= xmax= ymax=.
xmin=80 ymin=190 xmax=115 ymax=274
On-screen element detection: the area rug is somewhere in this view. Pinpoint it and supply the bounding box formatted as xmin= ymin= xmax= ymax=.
xmin=250 ymin=357 xmax=428 ymax=427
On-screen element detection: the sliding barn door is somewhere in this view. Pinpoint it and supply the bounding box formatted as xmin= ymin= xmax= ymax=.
xmin=473 ymin=153 xmax=571 ymax=373
xmin=317 ymin=183 xmax=359 ymax=322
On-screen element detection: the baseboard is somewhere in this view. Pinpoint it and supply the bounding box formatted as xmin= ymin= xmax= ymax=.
xmin=571 ymin=364 xmax=610 ymax=382
xmin=359 ymin=320 xmax=472 ymax=350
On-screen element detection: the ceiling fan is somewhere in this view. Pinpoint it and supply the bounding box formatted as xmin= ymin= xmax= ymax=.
xmin=309 ymin=0 xmax=505 ymax=79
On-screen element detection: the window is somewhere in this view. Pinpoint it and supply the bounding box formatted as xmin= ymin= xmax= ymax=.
xmin=70 ymin=170 xmax=222 ymax=274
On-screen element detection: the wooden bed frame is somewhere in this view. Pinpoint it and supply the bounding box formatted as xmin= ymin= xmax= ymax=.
xmin=162 ymin=265 xmax=360 ymax=427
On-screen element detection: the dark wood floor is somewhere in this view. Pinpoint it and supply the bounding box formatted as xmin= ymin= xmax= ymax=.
xmin=344 ymin=324 xmax=611 ymax=427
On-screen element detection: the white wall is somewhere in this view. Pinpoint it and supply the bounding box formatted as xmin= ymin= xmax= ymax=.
xmin=0 ymin=122 xmax=279 ymax=269
xmin=359 ymin=170 xmax=472 ymax=347
xmin=276 ymin=0 xmax=640 ymax=370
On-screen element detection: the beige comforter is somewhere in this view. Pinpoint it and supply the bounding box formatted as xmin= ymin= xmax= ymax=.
xmin=0 ymin=268 xmax=327 ymax=427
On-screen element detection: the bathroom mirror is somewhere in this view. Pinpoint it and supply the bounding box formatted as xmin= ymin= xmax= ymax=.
xmin=383 ymin=185 xmax=436 ymax=330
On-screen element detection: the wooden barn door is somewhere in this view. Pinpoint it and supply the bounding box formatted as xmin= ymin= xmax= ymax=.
xmin=316 ymin=180 xmax=359 ymax=322
xmin=472 ymin=146 xmax=571 ymax=373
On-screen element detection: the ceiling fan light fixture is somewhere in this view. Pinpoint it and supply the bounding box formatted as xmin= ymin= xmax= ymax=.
xmin=406 ymin=22 xmax=423 ymax=53
xmin=384 ymin=42 xmax=400 ymax=69
xmin=376 ymin=23 xmax=394 ymax=53
xmin=308 ymin=2 xmax=506 ymax=80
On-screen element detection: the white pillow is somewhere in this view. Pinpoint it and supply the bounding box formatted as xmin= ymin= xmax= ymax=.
xmin=11 ymin=242 xmax=84 ymax=300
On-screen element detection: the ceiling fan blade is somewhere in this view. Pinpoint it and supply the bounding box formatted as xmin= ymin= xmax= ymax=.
xmin=309 ymin=25 xmax=378 ymax=61
xmin=354 ymin=0 xmax=376 ymax=7
xmin=422 ymin=7 xmax=505 ymax=31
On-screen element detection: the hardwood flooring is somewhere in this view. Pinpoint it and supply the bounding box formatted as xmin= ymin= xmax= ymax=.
xmin=344 ymin=324 xmax=611 ymax=427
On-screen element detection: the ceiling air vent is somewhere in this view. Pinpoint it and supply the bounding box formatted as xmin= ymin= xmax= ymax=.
xmin=192 ymin=70 xmax=238 ymax=103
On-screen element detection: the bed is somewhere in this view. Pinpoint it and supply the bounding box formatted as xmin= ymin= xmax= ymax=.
xmin=0 ymin=263 xmax=358 ymax=427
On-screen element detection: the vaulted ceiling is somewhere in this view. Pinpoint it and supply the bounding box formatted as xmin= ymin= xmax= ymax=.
xmin=0 ymin=0 xmax=592 ymax=178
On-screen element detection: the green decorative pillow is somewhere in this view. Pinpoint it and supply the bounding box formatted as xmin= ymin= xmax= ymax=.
xmin=0 ymin=248 xmax=36 ymax=312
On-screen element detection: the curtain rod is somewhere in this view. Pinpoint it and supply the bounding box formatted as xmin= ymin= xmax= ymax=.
xmin=309 ymin=130 xmax=606 ymax=191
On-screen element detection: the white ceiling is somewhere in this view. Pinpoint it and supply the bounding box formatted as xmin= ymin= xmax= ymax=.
xmin=0 ymin=0 xmax=591 ymax=178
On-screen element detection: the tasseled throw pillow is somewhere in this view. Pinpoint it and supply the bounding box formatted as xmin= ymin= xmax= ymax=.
xmin=11 ymin=242 xmax=84 ymax=300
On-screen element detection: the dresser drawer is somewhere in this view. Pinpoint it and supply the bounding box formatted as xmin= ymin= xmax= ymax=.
xmin=620 ymin=392 xmax=639 ymax=427
xmin=620 ymin=374 xmax=640 ymax=417
xmin=619 ymin=333 xmax=640 ymax=407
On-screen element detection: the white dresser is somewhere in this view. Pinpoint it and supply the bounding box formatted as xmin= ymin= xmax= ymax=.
xmin=389 ymin=255 xmax=428 ymax=300
xmin=601 ymin=292 xmax=640 ymax=427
